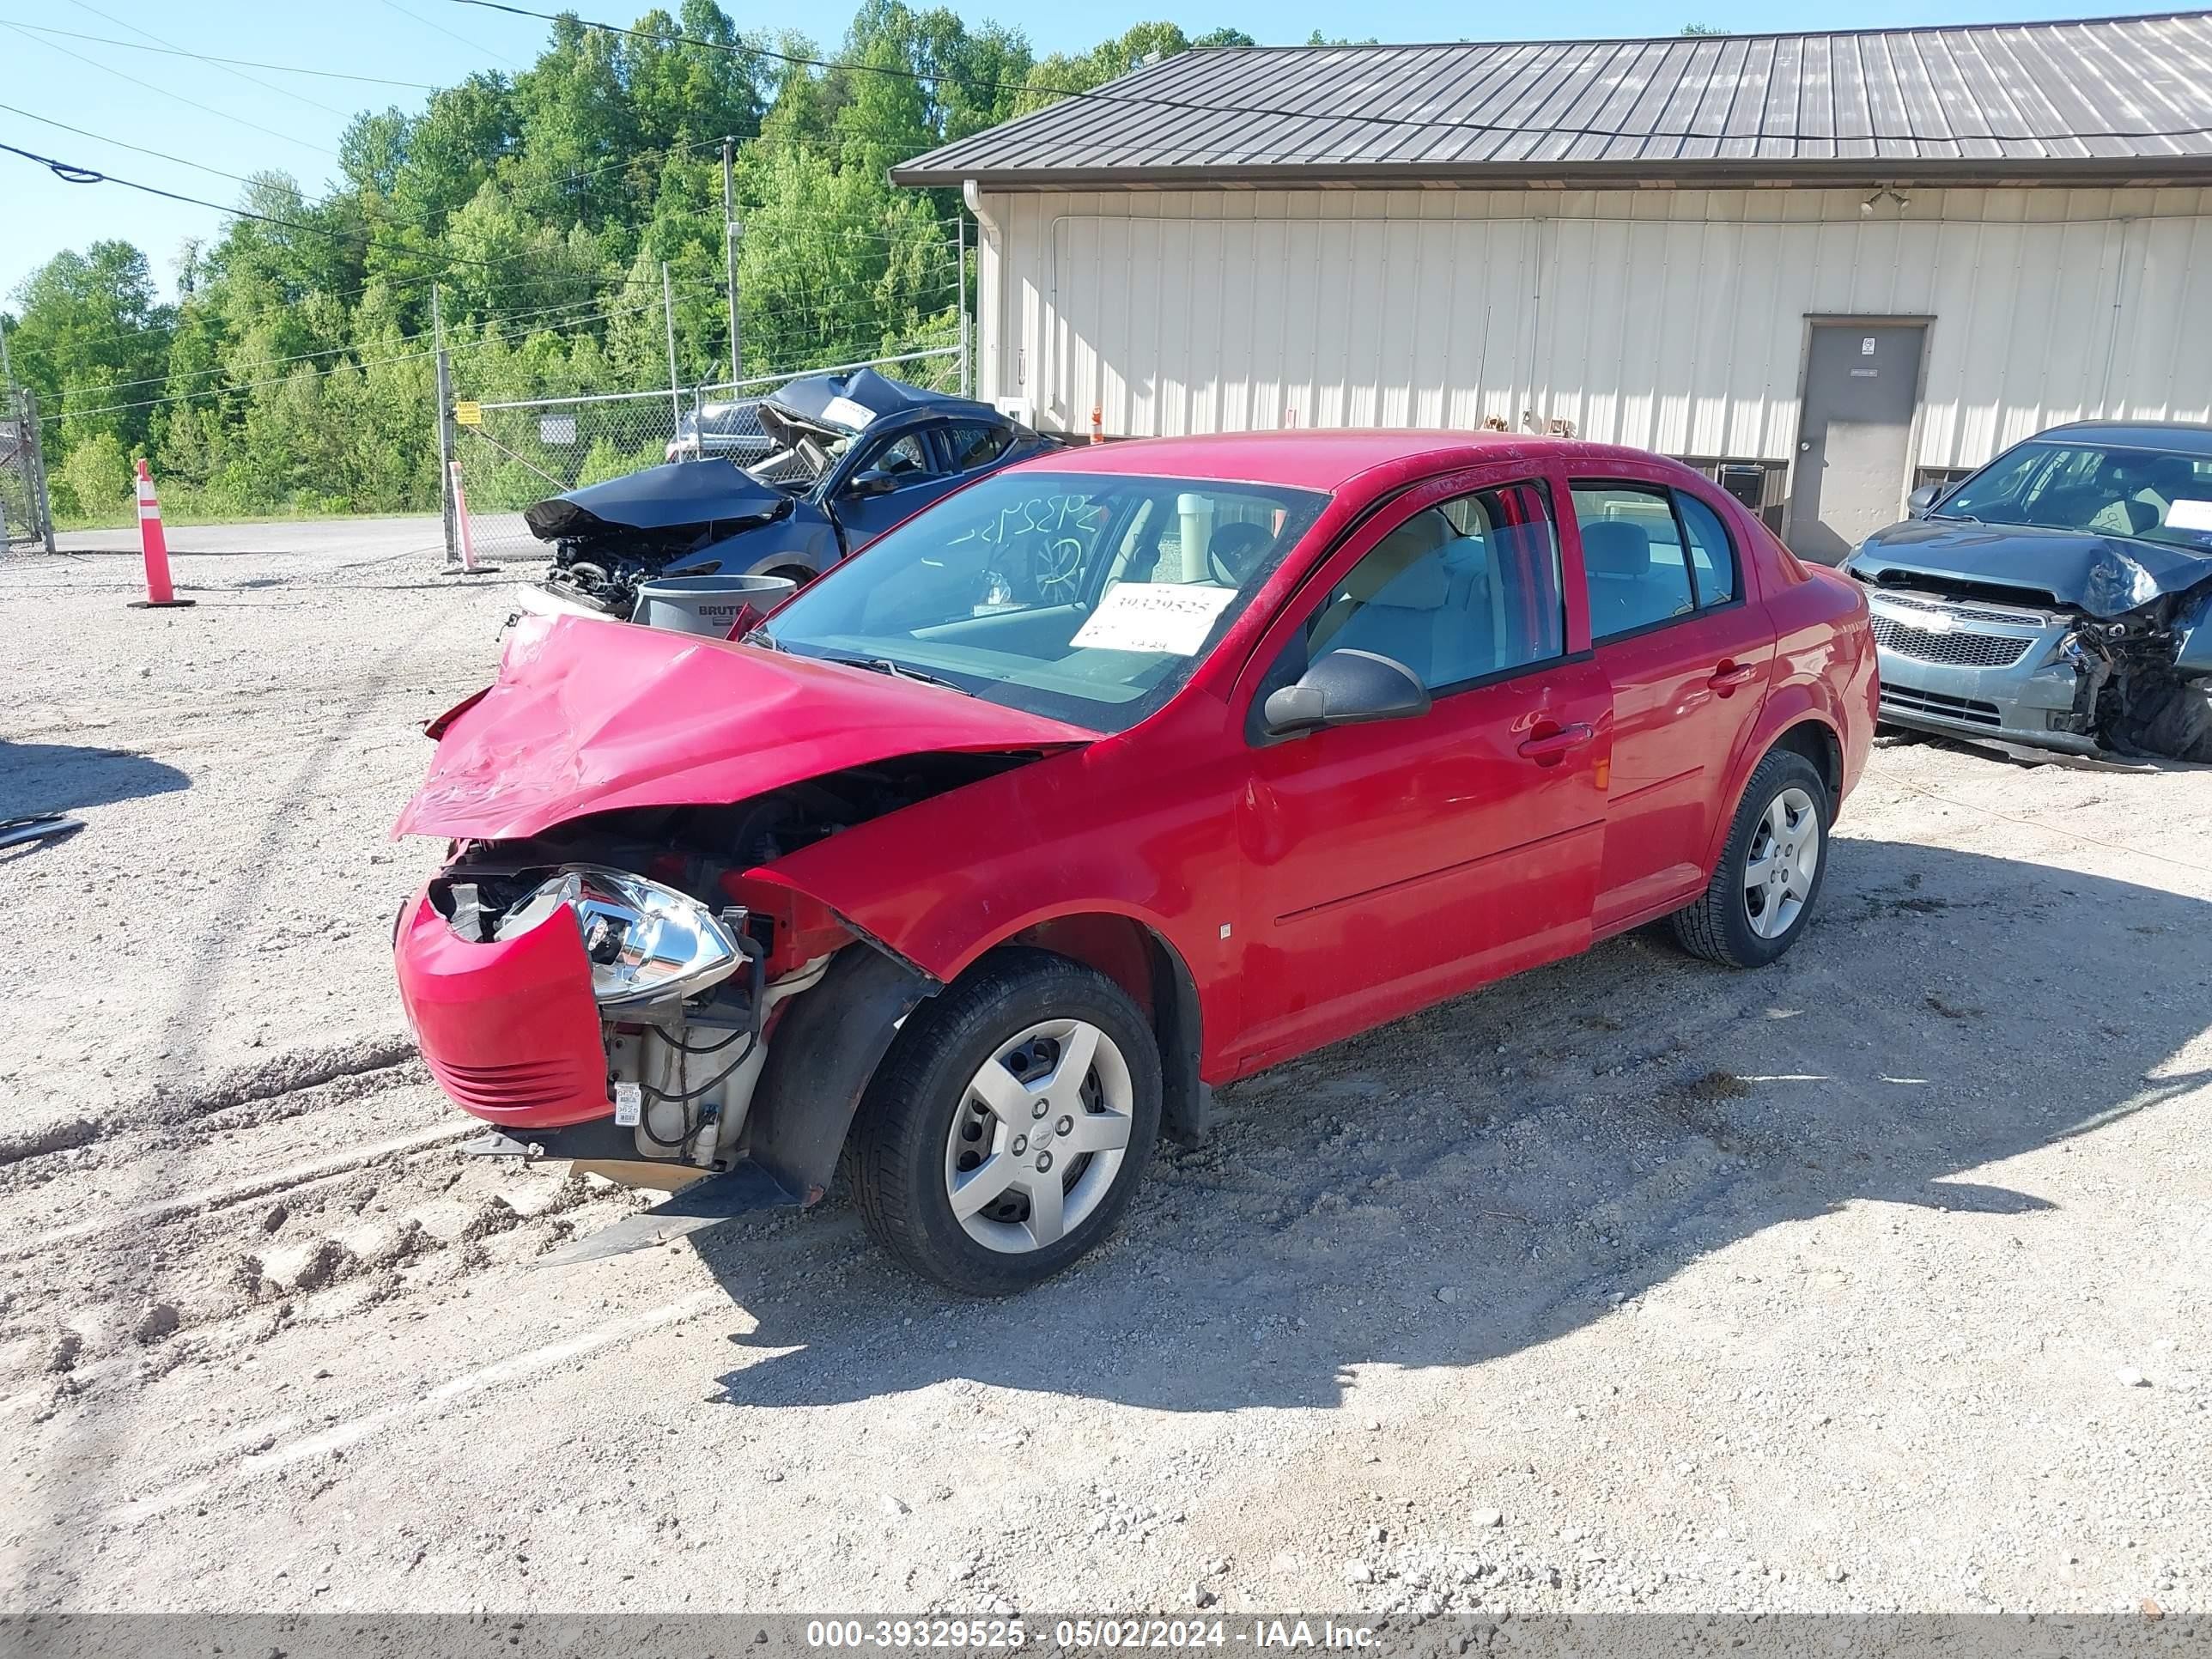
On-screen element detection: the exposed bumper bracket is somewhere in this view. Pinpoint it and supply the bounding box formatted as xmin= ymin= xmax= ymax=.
xmin=462 ymin=1129 xmax=544 ymax=1159
xmin=538 ymin=1161 xmax=804 ymax=1267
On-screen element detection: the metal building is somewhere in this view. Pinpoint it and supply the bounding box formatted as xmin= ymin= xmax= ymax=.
xmin=894 ymin=12 xmax=2212 ymax=559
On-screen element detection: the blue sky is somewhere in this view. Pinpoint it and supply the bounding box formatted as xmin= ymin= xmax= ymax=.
xmin=0 ymin=0 xmax=2175 ymax=307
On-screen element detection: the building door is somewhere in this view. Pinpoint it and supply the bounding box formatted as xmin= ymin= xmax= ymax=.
xmin=1788 ymin=323 xmax=1926 ymax=564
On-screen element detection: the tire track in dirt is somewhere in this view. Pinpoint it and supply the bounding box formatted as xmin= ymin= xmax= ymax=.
xmin=15 ymin=594 xmax=469 ymax=1559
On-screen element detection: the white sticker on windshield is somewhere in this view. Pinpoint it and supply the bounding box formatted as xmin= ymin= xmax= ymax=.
xmin=2165 ymin=497 xmax=2212 ymax=532
xmin=1071 ymin=583 xmax=1237 ymax=656
xmin=822 ymin=395 xmax=877 ymax=430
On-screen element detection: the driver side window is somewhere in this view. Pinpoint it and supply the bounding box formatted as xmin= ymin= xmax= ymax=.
xmin=857 ymin=434 xmax=935 ymax=484
xmin=1298 ymin=482 xmax=1565 ymax=693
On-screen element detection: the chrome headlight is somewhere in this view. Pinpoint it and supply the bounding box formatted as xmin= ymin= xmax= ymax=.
xmin=493 ymin=865 xmax=743 ymax=1010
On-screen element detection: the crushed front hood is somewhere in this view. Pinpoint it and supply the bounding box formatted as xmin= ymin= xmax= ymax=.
xmin=523 ymin=459 xmax=790 ymax=542
xmin=393 ymin=614 xmax=1094 ymax=842
xmin=1850 ymin=520 xmax=2212 ymax=617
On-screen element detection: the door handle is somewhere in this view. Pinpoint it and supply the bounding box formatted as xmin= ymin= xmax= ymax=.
xmin=1517 ymin=722 xmax=1595 ymax=762
xmin=1708 ymin=661 xmax=1761 ymax=694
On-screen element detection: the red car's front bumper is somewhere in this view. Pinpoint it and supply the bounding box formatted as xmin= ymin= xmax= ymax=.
xmin=393 ymin=890 xmax=613 ymax=1129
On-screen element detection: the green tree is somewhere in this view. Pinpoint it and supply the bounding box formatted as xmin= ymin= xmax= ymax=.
xmin=52 ymin=430 xmax=132 ymax=521
xmin=12 ymin=2 xmax=1263 ymax=522
xmin=1018 ymin=22 xmax=1254 ymax=114
xmin=9 ymin=241 xmax=173 ymax=455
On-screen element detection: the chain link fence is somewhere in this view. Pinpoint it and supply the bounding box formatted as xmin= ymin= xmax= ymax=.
xmin=449 ymin=347 xmax=962 ymax=567
xmin=1 ymin=387 xmax=57 ymax=554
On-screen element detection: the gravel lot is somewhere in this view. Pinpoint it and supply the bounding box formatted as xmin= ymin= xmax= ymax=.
xmin=2 ymin=526 xmax=2207 ymax=1619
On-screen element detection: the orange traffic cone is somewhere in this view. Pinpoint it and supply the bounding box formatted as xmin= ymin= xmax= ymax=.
xmin=127 ymin=459 xmax=193 ymax=610
xmin=1091 ymin=405 xmax=1103 ymax=445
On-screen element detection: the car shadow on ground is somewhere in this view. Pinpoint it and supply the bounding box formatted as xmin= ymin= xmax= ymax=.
xmin=0 ymin=741 xmax=191 ymax=817
xmin=692 ymin=836 xmax=2209 ymax=1414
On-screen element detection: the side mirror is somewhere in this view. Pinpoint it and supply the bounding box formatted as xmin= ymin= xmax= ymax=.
xmin=1262 ymin=648 xmax=1431 ymax=738
xmin=845 ymin=472 xmax=897 ymax=499
xmin=1905 ymin=483 xmax=1943 ymax=518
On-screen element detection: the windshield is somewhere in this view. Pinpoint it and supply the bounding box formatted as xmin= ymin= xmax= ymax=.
xmin=747 ymin=430 xmax=848 ymax=490
xmin=1936 ymin=440 xmax=2212 ymax=550
xmin=762 ymin=470 xmax=1330 ymax=732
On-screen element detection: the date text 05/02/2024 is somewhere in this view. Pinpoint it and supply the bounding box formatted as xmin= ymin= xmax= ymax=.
xmin=802 ymin=1619 xmax=1380 ymax=1650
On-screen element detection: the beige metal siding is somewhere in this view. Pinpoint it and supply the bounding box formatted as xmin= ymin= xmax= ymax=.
xmin=977 ymin=186 xmax=2212 ymax=471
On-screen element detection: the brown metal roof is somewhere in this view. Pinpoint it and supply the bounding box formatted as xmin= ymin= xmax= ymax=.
xmin=891 ymin=11 xmax=2212 ymax=189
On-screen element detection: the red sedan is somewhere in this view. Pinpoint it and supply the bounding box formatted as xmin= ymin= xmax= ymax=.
xmin=393 ymin=432 xmax=1876 ymax=1293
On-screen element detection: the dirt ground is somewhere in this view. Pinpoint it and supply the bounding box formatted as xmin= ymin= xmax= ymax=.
xmin=2 ymin=528 xmax=2207 ymax=1620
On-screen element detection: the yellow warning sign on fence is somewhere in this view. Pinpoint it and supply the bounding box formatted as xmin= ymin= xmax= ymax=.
xmin=453 ymin=401 xmax=482 ymax=427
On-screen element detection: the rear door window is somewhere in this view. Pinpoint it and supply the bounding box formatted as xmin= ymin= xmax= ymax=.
xmin=1571 ymin=485 xmax=1694 ymax=641
xmin=1674 ymin=491 xmax=1738 ymax=608
xmin=939 ymin=423 xmax=1014 ymax=471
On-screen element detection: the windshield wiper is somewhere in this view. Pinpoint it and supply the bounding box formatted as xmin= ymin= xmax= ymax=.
xmin=1929 ymin=509 xmax=1983 ymax=525
xmin=822 ymin=651 xmax=964 ymax=691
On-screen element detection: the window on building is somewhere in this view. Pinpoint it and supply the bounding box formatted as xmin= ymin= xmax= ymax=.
xmin=1913 ymin=465 xmax=1978 ymax=496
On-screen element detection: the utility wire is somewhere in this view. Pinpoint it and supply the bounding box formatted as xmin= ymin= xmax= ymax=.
xmin=0 ymin=99 xmax=264 ymax=191
xmin=0 ymin=140 xmax=726 ymax=295
xmin=59 ymin=301 xmax=659 ymax=420
xmin=456 ymin=0 xmax=2212 ymax=149
xmin=382 ymin=0 xmax=526 ymax=70
xmin=57 ymin=292 xmax=623 ymax=403
xmin=0 ymin=100 xmax=731 ymax=209
xmin=0 ymin=21 xmax=340 ymax=159
xmin=0 ymin=116 xmax=954 ymax=358
xmin=0 ymin=20 xmax=443 ymax=90
xmin=1 ymin=108 xmax=963 ymax=370
xmin=61 ymin=289 xmax=964 ymax=419
xmin=62 ymin=0 xmax=354 ymax=119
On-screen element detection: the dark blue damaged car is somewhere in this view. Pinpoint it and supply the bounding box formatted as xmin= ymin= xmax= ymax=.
xmin=528 ymin=368 xmax=1061 ymax=617
xmin=1844 ymin=421 xmax=2212 ymax=761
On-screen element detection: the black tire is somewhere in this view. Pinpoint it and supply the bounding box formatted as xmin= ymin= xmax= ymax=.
xmin=848 ymin=948 xmax=1162 ymax=1296
xmin=1668 ymin=748 xmax=1832 ymax=969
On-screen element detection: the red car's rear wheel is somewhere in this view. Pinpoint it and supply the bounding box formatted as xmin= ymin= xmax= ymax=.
xmin=1669 ymin=748 xmax=1832 ymax=969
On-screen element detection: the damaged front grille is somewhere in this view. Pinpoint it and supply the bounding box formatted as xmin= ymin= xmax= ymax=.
xmin=1870 ymin=615 xmax=2036 ymax=668
xmin=1879 ymin=684 xmax=2004 ymax=726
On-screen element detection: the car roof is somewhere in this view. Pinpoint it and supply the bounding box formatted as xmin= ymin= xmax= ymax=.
xmin=1004 ymin=429 xmax=1678 ymax=492
xmin=765 ymin=367 xmax=1004 ymax=432
xmin=2035 ymin=420 xmax=2212 ymax=457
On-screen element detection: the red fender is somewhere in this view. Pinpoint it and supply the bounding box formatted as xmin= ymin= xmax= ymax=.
xmin=749 ymin=696 xmax=1243 ymax=1075
xmin=1702 ymin=562 xmax=1876 ymax=870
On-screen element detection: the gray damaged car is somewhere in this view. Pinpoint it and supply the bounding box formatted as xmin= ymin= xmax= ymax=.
xmin=528 ymin=368 xmax=1060 ymax=617
xmin=1844 ymin=421 xmax=2212 ymax=761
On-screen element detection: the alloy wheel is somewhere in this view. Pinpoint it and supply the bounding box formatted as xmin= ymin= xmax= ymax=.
xmin=943 ymin=1018 xmax=1133 ymax=1253
xmin=1742 ymin=785 xmax=1821 ymax=940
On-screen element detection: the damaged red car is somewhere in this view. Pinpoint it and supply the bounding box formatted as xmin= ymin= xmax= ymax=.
xmin=393 ymin=432 xmax=1876 ymax=1294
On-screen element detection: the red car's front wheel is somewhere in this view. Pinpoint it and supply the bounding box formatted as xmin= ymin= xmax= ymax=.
xmin=848 ymin=949 xmax=1162 ymax=1295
